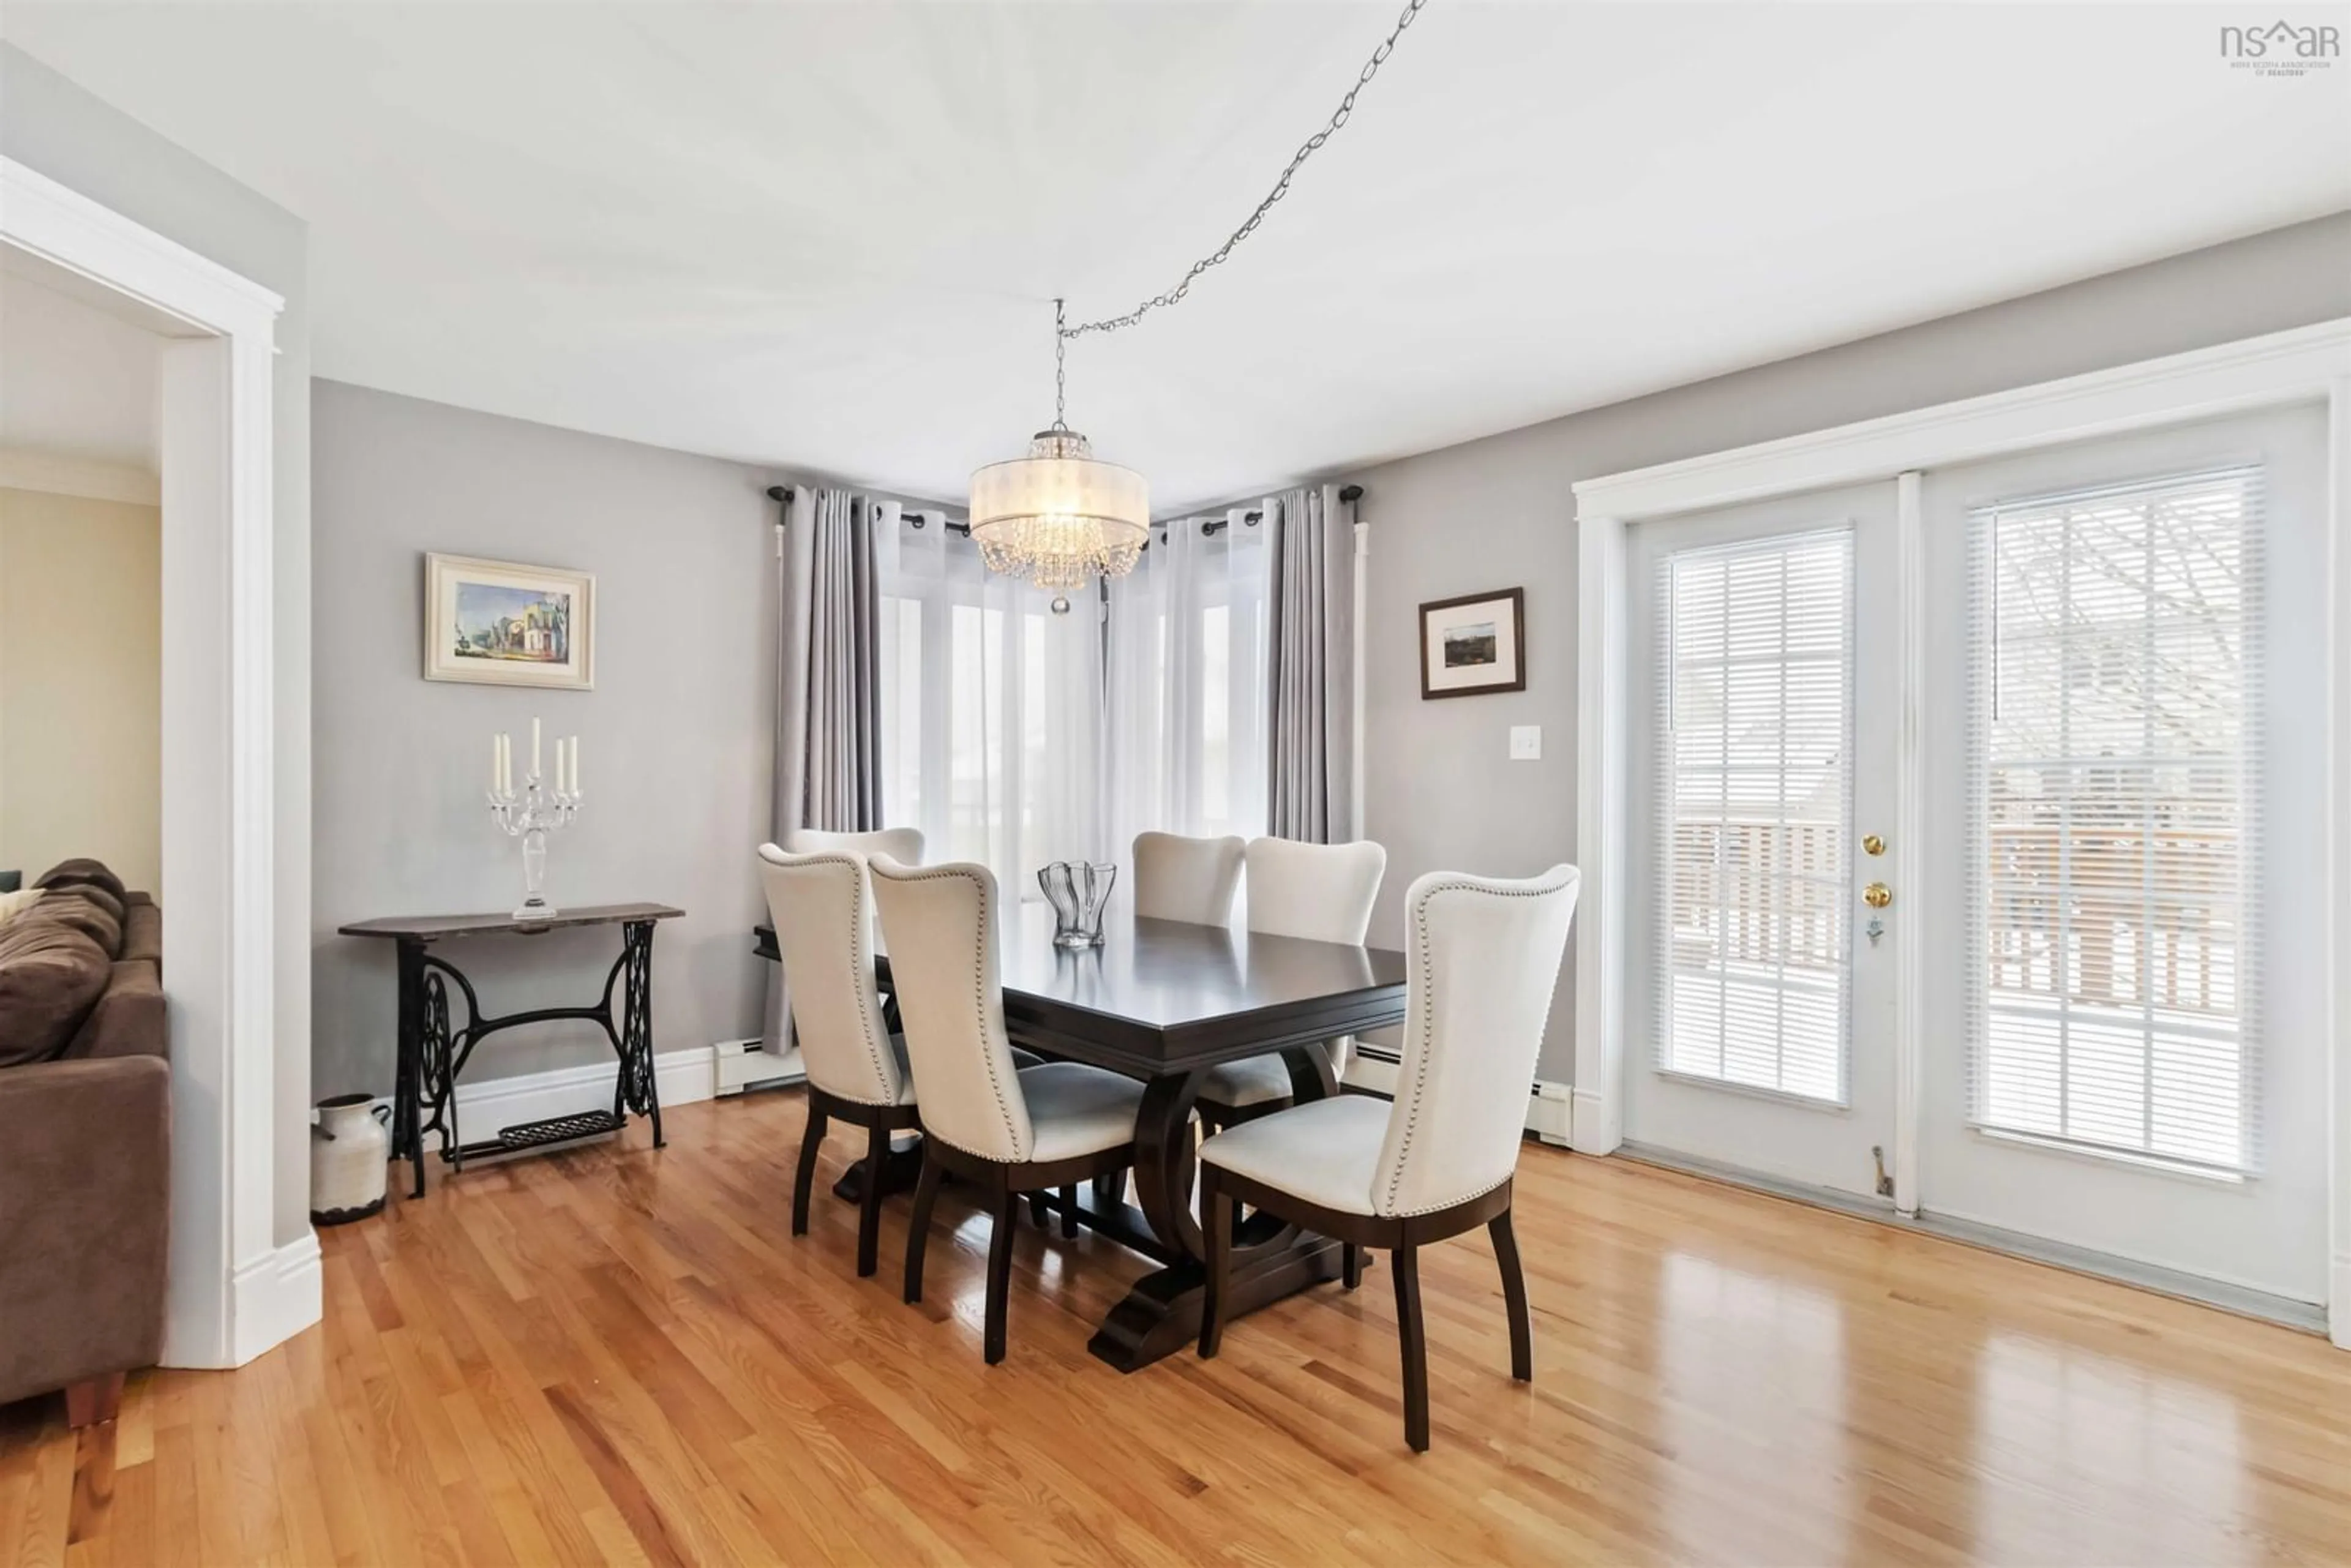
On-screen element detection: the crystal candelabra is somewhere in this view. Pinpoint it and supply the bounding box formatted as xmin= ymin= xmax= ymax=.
xmin=487 ymin=721 xmax=582 ymax=922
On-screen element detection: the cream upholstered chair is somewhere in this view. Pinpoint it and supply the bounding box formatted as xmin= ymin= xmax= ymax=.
xmin=1131 ymin=831 xmax=1246 ymax=925
xmin=869 ymin=855 xmax=1147 ymax=1364
xmin=1194 ymin=836 xmax=1387 ymax=1122
xmin=786 ymin=825 xmax=924 ymax=866
xmin=756 ymin=843 xmax=919 ymax=1278
xmin=1197 ymin=864 xmax=1580 ymax=1451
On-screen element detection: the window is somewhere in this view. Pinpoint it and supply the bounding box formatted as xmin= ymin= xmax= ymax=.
xmin=876 ymin=514 xmax=1101 ymax=900
xmin=1967 ymin=467 xmax=2262 ymax=1173
xmin=1654 ymin=529 xmax=1853 ymax=1103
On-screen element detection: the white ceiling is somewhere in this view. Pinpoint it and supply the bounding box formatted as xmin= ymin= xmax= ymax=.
xmin=5 ymin=4 xmax=2345 ymax=512
xmin=0 ymin=261 xmax=160 ymax=472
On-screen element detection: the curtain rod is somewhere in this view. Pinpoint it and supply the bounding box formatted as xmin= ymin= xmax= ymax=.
xmin=768 ymin=482 xmax=1364 ymax=533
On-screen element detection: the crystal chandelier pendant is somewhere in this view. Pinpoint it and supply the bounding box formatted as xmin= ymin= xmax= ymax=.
xmin=968 ymin=426 xmax=1149 ymax=593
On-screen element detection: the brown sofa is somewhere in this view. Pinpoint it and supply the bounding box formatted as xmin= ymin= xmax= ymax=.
xmin=0 ymin=858 xmax=168 ymax=1426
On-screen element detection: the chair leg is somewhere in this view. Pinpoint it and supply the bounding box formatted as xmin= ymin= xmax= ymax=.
xmin=1199 ymin=1168 xmax=1232 ymax=1359
xmin=1393 ymin=1244 xmax=1430 ymax=1452
xmin=791 ymin=1102 xmax=828 ymax=1237
xmin=984 ymin=1180 xmax=1019 ymax=1365
xmin=902 ymin=1146 xmax=943 ymax=1304
xmin=1027 ymin=1191 xmax=1051 ymax=1228
xmin=855 ymin=1123 xmax=890 ymax=1278
xmin=1490 ymin=1208 xmax=1533 ymax=1382
xmin=1058 ymin=1184 xmax=1081 ymax=1239
xmin=1091 ymin=1169 xmax=1123 ymax=1208
xmin=1343 ymin=1242 xmax=1363 ymax=1291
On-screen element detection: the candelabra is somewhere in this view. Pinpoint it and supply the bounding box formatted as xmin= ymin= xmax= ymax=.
xmin=488 ymin=723 xmax=581 ymax=921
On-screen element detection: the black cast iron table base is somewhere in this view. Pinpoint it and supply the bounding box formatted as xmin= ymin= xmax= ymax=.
xmin=387 ymin=918 xmax=666 ymax=1199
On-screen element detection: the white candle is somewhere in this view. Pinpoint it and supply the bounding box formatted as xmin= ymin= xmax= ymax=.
xmin=490 ymin=733 xmax=501 ymax=793
xmin=498 ymin=733 xmax=512 ymax=796
xmin=557 ymin=737 xmax=570 ymax=795
xmin=531 ymin=717 xmax=543 ymax=781
xmin=569 ymin=735 xmax=582 ymax=795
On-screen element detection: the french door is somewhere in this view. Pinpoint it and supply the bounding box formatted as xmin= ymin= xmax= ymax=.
xmin=1913 ymin=405 xmax=2330 ymax=1304
xmin=1624 ymin=481 xmax=1899 ymax=1200
xmin=1624 ymin=405 xmax=2331 ymax=1305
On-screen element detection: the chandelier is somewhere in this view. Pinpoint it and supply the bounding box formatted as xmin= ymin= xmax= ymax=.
xmin=967 ymin=300 xmax=1149 ymax=594
xmin=967 ymin=0 xmax=1429 ymax=596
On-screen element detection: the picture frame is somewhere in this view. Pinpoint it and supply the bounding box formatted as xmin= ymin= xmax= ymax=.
xmin=1419 ymin=587 xmax=1525 ymax=699
xmin=424 ymin=552 xmax=596 ymax=690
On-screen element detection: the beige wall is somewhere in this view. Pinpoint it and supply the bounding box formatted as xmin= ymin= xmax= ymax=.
xmin=0 ymin=484 xmax=162 ymax=891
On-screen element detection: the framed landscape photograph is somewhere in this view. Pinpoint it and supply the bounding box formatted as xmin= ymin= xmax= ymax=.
xmin=1419 ymin=587 xmax=1525 ymax=699
xmin=424 ymin=553 xmax=596 ymax=690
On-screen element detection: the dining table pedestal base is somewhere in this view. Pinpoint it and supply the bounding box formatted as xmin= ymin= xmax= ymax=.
xmin=1088 ymin=1234 xmax=1345 ymax=1372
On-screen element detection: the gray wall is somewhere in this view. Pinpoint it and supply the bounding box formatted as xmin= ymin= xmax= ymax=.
xmin=312 ymin=380 xmax=795 ymax=1095
xmin=1354 ymin=212 xmax=2351 ymax=1081
xmin=1 ymin=43 xmax=317 ymax=1249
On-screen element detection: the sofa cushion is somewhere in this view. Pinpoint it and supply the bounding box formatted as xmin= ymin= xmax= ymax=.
xmin=29 ymin=887 xmax=122 ymax=959
xmin=34 ymin=859 xmax=127 ymax=907
xmin=121 ymin=901 xmax=162 ymax=970
xmin=0 ymin=918 xmax=111 ymax=1068
xmin=0 ymin=888 xmax=44 ymax=929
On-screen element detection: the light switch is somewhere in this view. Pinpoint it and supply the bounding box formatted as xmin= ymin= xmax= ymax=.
xmin=1509 ymin=724 xmax=1542 ymax=760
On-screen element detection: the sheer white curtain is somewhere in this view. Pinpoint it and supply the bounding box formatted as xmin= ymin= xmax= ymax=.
xmin=1105 ymin=507 xmax=1272 ymax=865
xmin=876 ymin=508 xmax=1104 ymax=901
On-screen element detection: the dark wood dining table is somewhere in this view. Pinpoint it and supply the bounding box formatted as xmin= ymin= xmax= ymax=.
xmin=752 ymin=902 xmax=1408 ymax=1370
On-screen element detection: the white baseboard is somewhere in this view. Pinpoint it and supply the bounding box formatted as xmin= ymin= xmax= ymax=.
xmin=1570 ymin=1086 xmax=1622 ymax=1156
xmin=1343 ymin=1052 xmax=1574 ymax=1144
xmin=2333 ymin=1258 xmax=2351 ymax=1351
xmin=200 ymin=1230 xmax=321 ymax=1370
xmin=439 ymin=1049 xmax=718 ymax=1133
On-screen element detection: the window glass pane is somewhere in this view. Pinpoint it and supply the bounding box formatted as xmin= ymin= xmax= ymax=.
xmin=1968 ymin=467 xmax=2261 ymax=1172
xmin=1655 ymin=528 xmax=1853 ymax=1105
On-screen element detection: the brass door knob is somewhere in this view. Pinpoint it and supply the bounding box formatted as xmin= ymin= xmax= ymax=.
xmin=1863 ymin=882 xmax=1892 ymax=909
xmin=1862 ymin=834 xmax=1886 ymax=857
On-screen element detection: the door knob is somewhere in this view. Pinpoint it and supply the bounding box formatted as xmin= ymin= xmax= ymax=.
xmin=1863 ymin=882 xmax=1892 ymax=909
xmin=1862 ymin=834 xmax=1886 ymax=857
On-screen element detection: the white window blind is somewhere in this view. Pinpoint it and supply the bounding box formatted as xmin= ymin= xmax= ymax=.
xmin=1654 ymin=528 xmax=1853 ymax=1104
xmin=1966 ymin=466 xmax=2263 ymax=1174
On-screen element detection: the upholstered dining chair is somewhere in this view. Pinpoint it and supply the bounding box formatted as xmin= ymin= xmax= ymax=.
xmin=1194 ymin=836 xmax=1387 ymax=1125
xmin=1131 ymin=831 xmax=1246 ymax=925
xmin=1196 ymin=864 xmax=1580 ymax=1452
xmin=756 ymin=842 xmax=920 ymax=1279
xmin=869 ymin=855 xmax=1147 ymax=1365
xmin=786 ymin=826 xmax=924 ymax=869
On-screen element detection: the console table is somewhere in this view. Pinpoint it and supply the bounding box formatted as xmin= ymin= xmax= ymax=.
xmin=340 ymin=903 xmax=683 ymax=1196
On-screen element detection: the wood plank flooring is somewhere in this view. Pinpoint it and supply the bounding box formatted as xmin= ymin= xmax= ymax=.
xmin=5 ymin=1088 xmax=2350 ymax=1566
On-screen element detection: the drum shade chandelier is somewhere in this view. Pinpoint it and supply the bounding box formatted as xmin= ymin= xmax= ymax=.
xmin=968 ymin=0 xmax=1430 ymax=595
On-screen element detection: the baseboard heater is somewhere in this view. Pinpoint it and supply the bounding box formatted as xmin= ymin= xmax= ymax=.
xmin=712 ymin=1037 xmax=804 ymax=1097
xmin=1343 ymin=1043 xmax=1572 ymax=1147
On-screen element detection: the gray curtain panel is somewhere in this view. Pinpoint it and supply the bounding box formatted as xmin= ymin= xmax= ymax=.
xmin=763 ymin=484 xmax=883 ymax=1051
xmin=801 ymin=491 xmax=884 ymax=833
xmin=1265 ymin=483 xmax=1356 ymax=842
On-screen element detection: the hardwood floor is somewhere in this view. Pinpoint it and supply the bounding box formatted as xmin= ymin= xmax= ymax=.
xmin=6 ymin=1089 xmax=2349 ymax=1566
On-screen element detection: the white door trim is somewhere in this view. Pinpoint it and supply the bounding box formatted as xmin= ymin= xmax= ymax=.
xmin=1 ymin=156 xmax=305 ymax=1367
xmin=1570 ymin=318 xmax=2351 ymax=1345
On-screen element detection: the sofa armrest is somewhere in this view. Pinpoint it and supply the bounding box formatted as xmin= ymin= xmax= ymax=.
xmin=66 ymin=959 xmax=165 ymax=1061
xmin=0 ymin=1054 xmax=170 ymax=1407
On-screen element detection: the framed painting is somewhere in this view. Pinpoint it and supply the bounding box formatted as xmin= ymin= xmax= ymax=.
xmin=424 ymin=553 xmax=596 ymax=690
xmin=1419 ymin=587 xmax=1525 ymax=699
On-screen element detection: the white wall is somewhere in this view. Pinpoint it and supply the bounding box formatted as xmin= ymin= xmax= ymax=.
xmin=1353 ymin=213 xmax=2351 ymax=1081
xmin=0 ymin=484 xmax=162 ymax=890
xmin=1 ymin=42 xmax=315 ymax=1248
xmin=312 ymin=380 xmax=790 ymax=1095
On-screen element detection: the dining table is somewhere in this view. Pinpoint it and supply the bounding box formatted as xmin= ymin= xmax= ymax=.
xmin=752 ymin=901 xmax=1409 ymax=1371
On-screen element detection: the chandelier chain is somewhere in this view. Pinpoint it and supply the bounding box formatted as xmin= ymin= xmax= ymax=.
xmin=1059 ymin=0 xmax=1430 ymax=342
xmin=1053 ymin=298 xmax=1068 ymax=430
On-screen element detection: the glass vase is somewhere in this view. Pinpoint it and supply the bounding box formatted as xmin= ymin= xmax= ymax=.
xmin=1038 ymin=860 xmax=1116 ymax=948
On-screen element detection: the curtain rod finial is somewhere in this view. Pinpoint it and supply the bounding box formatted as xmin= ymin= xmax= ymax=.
xmin=1338 ymin=484 xmax=1364 ymax=505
